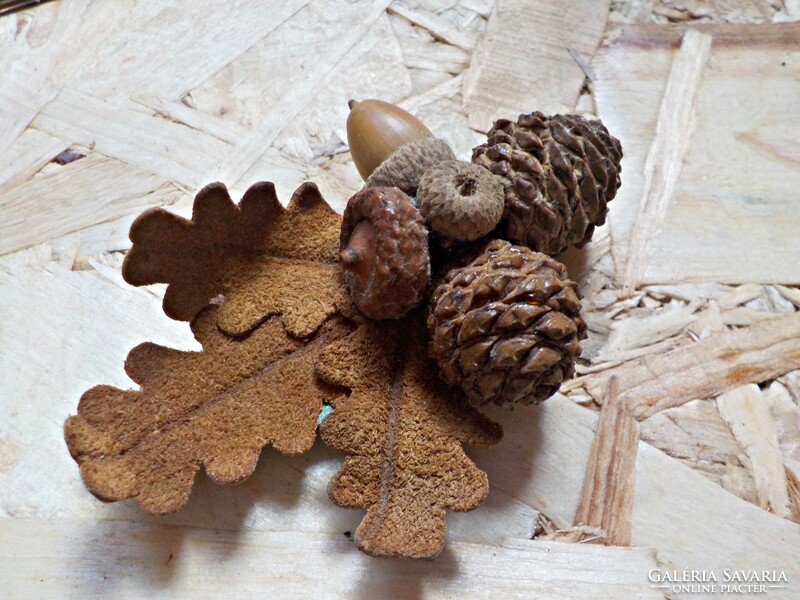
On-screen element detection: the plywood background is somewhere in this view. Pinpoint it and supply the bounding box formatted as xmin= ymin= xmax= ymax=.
xmin=2 ymin=1 xmax=800 ymax=598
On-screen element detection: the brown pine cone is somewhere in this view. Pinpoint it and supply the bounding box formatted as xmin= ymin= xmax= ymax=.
xmin=427 ymin=239 xmax=586 ymax=407
xmin=340 ymin=187 xmax=430 ymax=320
xmin=472 ymin=112 xmax=622 ymax=256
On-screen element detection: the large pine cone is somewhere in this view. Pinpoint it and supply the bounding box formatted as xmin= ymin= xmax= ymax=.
xmin=427 ymin=240 xmax=586 ymax=407
xmin=472 ymin=112 xmax=622 ymax=256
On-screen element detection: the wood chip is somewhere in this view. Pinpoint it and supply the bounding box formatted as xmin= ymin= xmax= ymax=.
xmin=687 ymin=300 xmax=725 ymax=338
xmin=389 ymin=0 xmax=480 ymax=50
xmin=0 ymin=128 xmax=65 ymax=193
xmin=580 ymin=311 xmax=800 ymax=419
xmin=786 ymin=465 xmax=800 ymax=522
xmin=621 ymin=29 xmax=712 ymax=295
xmin=776 ymin=285 xmax=800 ymax=309
xmin=33 ymin=90 xmax=230 ymax=189
xmin=594 ymin=302 xmax=698 ymax=362
xmin=476 ymin=395 xmax=800 ymax=591
xmin=596 ymin=24 xmax=800 ymax=285
xmin=763 ymin=381 xmax=800 ymax=466
xmin=717 ymin=384 xmax=792 ymax=517
xmin=0 ymin=154 xmax=179 ymax=256
xmin=573 ymin=379 xmax=640 ymax=545
xmin=212 ymin=0 xmax=394 ymax=186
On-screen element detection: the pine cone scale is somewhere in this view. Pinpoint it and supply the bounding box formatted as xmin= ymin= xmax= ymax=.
xmin=490 ymin=336 xmax=536 ymax=367
xmin=459 ymin=338 xmax=497 ymax=373
xmin=520 ymin=346 xmax=562 ymax=374
xmin=458 ymin=307 xmax=502 ymax=344
xmin=496 ymin=304 xmax=549 ymax=330
xmin=535 ymin=311 xmax=578 ymax=339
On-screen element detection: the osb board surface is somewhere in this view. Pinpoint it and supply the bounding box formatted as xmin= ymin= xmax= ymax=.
xmin=2 ymin=1 xmax=800 ymax=599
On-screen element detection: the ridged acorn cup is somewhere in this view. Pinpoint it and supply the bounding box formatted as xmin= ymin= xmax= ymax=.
xmin=417 ymin=160 xmax=504 ymax=242
xmin=472 ymin=112 xmax=622 ymax=256
xmin=340 ymin=187 xmax=431 ymax=320
xmin=427 ymin=240 xmax=587 ymax=407
xmin=347 ymin=99 xmax=455 ymax=196
xmin=367 ymin=138 xmax=456 ymax=197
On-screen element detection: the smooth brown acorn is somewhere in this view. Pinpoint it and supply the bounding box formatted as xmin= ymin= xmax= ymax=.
xmin=347 ymin=99 xmax=455 ymax=196
xmin=347 ymin=99 xmax=431 ymax=180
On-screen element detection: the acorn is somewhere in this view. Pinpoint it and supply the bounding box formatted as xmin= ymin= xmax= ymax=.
xmin=347 ymin=99 xmax=455 ymax=197
xmin=339 ymin=187 xmax=431 ymax=320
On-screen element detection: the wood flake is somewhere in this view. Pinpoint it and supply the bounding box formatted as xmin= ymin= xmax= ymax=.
xmin=472 ymin=396 xmax=800 ymax=597
xmin=776 ymin=285 xmax=800 ymax=309
xmin=67 ymin=0 xmax=311 ymax=102
xmin=594 ymin=301 xmax=698 ymax=362
xmin=620 ymin=29 xmax=711 ymax=295
xmin=0 ymin=154 xmax=180 ymax=256
xmin=0 ymin=128 xmax=66 ymax=193
xmin=389 ymin=0 xmax=480 ymax=49
xmin=640 ymin=399 xmax=757 ymax=501
xmin=33 ymin=90 xmax=229 ymax=189
xmin=573 ymin=379 xmax=640 ymax=545
xmin=213 ymin=0 xmax=395 ymax=187
xmin=579 ymin=311 xmax=800 ymax=419
xmin=717 ymin=384 xmax=792 ymax=517
xmin=596 ymin=24 xmax=800 ymax=285
xmin=763 ymin=381 xmax=800 ymax=466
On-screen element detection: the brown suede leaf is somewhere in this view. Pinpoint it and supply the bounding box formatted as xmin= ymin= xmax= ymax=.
xmin=122 ymin=181 xmax=351 ymax=338
xmin=317 ymin=313 xmax=503 ymax=559
xmin=64 ymin=307 xmax=352 ymax=514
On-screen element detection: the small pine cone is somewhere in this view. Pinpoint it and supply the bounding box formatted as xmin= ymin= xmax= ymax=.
xmin=472 ymin=112 xmax=622 ymax=255
xmin=366 ymin=137 xmax=456 ymax=197
xmin=417 ymin=160 xmax=504 ymax=242
xmin=340 ymin=187 xmax=430 ymax=320
xmin=427 ymin=239 xmax=586 ymax=407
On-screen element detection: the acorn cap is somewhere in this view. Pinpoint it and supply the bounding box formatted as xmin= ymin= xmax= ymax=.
xmin=417 ymin=160 xmax=504 ymax=242
xmin=366 ymin=137 xmax=456 ymax=197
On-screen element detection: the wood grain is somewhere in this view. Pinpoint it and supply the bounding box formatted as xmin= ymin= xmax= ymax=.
xmin=0 ymin=519 xmax=663 ymax=599
xmin=2 ymin=1 xmax=800 ymax=597
xmin=595 ymin=23 xmax=800 ymax=285
xmin=463 ymin=0 xmax=611 ymax=129
xmin=620 ymin=29 xmax=711 ymax=295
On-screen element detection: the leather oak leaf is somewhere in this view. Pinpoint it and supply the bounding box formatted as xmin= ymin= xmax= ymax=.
xmin=317 ymin=313 xmax=503 ymax=559
xmin=122 ymin=181 xmax=352 ymax=338
xmin=64 ymin=307 xmax=352 ymax=514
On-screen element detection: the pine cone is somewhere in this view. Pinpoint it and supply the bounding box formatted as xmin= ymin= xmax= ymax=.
xmin=472 ymin=112 xmax=622 ymax=255
xmin=427 ymin=240 xmax=586 ymax=407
